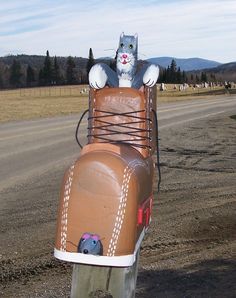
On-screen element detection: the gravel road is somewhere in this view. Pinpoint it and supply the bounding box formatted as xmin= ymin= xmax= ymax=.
xmin=0 ymin=95 xmax=235 ymax=297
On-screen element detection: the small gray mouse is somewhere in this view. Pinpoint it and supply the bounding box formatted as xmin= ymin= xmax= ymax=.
xmin=77 ymin=233 xmax=103 ymax=256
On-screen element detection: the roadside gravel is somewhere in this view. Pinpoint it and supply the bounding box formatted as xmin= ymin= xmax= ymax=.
xmin=0 ymin=112 xmax=235 ymax=297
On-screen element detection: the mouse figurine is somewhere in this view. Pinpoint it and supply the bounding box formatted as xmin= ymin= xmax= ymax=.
xmin=78 ymin=233 xmax=103 ymax=256
xmin=89 ymin=32 xmax=159 ymax=90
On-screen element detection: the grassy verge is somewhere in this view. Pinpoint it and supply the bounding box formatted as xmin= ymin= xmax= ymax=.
xmin=0 ymin=85 xmax=233 ymax=123
xmin=0 ymin=86 xmax=88 ymax=122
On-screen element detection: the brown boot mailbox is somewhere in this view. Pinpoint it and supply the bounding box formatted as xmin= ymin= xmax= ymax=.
xmin=54 ymin=86 xmax=158 ymax=267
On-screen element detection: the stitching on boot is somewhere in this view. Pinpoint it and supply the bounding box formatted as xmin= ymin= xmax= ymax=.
xmin=60 ymin=164 xmax=75 ymax=251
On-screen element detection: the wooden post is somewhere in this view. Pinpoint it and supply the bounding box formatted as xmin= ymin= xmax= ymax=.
xmin=71 ymin=251 xmax=139 ymax=298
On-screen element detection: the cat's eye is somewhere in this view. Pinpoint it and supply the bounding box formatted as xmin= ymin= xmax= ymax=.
xmin=120 ymin=43 xmax=124 ymax=48
xmin=129 ymin=44 xmax=133 ymax=49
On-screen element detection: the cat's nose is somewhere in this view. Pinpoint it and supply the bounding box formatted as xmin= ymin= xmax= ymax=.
xmin=122 ymin=54 xmax=128 ymax=59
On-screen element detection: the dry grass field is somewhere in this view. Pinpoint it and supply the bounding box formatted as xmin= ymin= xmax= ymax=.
xmin=0 ymin=85 xmax=89 ymax=122
xmin=0 ymin=84 xmax=230 ymax=122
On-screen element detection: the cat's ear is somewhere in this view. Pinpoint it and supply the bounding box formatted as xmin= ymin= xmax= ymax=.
xmin=134 ymin=33 xmax=138 ymax=40
xmin=120 ymin=32 xmax=124 ymax=38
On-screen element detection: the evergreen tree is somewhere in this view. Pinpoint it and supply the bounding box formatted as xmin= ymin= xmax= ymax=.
xmin=177 ymin=67 xmax=182 ymax=83
xmin=0 ymin=63 xmax=4 ymax=88
xmin=159 ymin=69 xmax=163 ymax=82
xmin=9 ymin=59 xmax=22 ymax=87
xmin=190 ymin=74 xmax=194 ymax=82
xmin=159 ymin=61 xmax=187 ymax=84
xmin=196 ymin=74 xmax=200 ymax=84
xmin=43 ymin=50 xmax=52 ymax=85
xmin=170 ymin=59 xmax=177 ymax=73
xmin=66 ymin=56 xmax=77 ymax=84
xmin=210 ymin=73 xmax=216 ymax=82
xmin=86 ymin=48 xmax=95 ymax=76
xmin=0 ymin=72 xmax=3 ymax=88
xmin=166 ymin=65 xmax=171 ymax=82
xmin=52 ymin=56 xmax=61 ymax=85
xmin=201 ymin=72 xmax=208 ymax=82
xmin=182 ymin=70 xmax=187 ymax=83
xmin=26 ymin=65 xmax=35 ymax=86
xmin=170 ymin=59 xmax=177 ymax=82
xmin=38 ymin=69 xmax=44 ymax=86
xmin=163 ymin=68 xmax=167 ymax=82
xmin=161 ymin=59 xmax=182 ymax=83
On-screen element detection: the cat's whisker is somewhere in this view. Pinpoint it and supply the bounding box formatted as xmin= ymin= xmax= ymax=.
xmin=89 ymin=32 xmax=159 ymax=89
xmin=139 ymin=52 xmax=148 ymax=58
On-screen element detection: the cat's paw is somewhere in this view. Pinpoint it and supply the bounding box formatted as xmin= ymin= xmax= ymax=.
xmin=143 ymin=64 xmax=159 ymax=87
xmin=89 ymin=64 xmax=108 ymax=89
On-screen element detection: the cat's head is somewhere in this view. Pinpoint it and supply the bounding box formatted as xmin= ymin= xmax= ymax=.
xmin=116 ymin=32 xmax=138 ymax=74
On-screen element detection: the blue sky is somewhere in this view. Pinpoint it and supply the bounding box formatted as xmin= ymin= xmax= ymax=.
xmin=0 ymin=0 xmax=235 ymax=63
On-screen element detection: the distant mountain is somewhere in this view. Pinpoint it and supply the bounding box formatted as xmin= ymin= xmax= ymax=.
xmin=147 ymin=57 xmax=221 ymax=71
xmin=205 ymin=61 xmax=236 ymax=73
xmin=191 ymin=62 xmax=236 ymax=82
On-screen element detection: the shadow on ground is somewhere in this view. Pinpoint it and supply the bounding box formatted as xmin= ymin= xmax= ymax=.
xmin=137 ymin=258 xmax=236 ymax=298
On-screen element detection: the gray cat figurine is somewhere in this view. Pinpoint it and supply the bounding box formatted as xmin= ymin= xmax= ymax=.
xmin=89 ymin=32 xmax=159 ymax=89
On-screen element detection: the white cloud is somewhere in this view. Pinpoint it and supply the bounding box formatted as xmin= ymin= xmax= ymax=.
xmin=0 ymin=0 xmax=235 ymax=62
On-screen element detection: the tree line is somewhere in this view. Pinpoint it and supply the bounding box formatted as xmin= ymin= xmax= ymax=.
xmin=0 ymin=49 xmax=95 ymax=89
xmin=0 ymin=52 xmax=218 ymax=89
xmin=158 ymin=59 xmax=216 ymax=84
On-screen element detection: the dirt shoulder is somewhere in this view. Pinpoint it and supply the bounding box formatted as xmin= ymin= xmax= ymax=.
xmin=0 ymin=112 xmax=235 ymax=297
xmin=136 ymin=111 xmax=236 ymax=297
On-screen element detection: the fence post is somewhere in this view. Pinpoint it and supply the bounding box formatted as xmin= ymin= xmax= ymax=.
xmin=70 ymin=251 xmax=139 ymax=298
